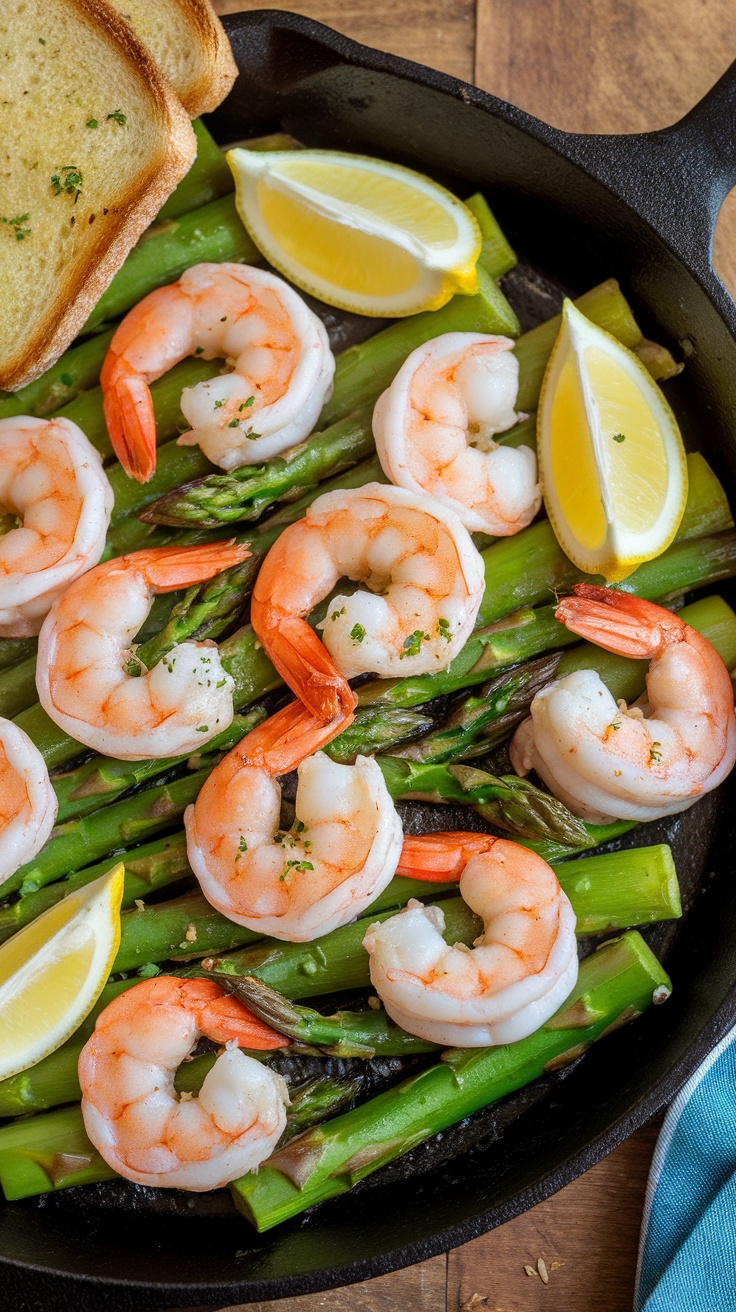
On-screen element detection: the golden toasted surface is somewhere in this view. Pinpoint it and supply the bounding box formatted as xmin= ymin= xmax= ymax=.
xmin=0 ymin=0 xmax=196 ymax=390
xmin=110 ymin=0 xmax=237 ymax=116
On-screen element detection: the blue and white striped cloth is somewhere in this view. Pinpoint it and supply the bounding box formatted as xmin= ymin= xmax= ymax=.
xmin=635 ymin=1023 xmax=736 ymax=1311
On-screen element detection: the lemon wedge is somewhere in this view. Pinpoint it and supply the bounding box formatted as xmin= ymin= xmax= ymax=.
xmin=0 ymin=864 xmax=124 ymax=1081
xmin=538 ymin=299 xmax=688 ymax=582
xmin=228 ymin=147 xmax=482 ymax=317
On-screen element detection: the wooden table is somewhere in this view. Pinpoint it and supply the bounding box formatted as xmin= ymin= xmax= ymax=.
xmin=207 ymin=4 xmax=736 ymax=1308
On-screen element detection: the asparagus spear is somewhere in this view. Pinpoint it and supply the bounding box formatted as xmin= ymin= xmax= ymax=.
xmin=465 ymin=193 xmax=517 ymax=279
xmin=0 ymin=1071 xmax=363 ymax=1200
xmin=157 ymin=118 xmax=235 ymax=222
xmin=206 ymin=844 xmax=680 ymax=1001
xmin=0 ymin=834 xmax=192 ymax=945
xmin=0 ymin=327 xmax=118 ymax=422
xmin=51 ymin=709 xmax=266 ymax=826
xmin=231 ymin=931 xmax=671 ymax=1230
xmin=2 ymin=770 xmax=211 ymax=899
xmin=142 ymin=404 xmax=377 ymax=528
xmin=0 ymin=653 xmax=38 ymax=719
xmin=0 ymin=637 xmax=37 ymax=673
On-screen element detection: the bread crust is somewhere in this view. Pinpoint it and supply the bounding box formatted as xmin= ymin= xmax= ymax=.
xmin=161 ymin=0 xmax=238 ymax=116
xmin=0 ymin=0 xmax=197 ymax=391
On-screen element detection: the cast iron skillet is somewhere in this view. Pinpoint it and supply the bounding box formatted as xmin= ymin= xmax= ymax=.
xmin=4 ymin=11 xmax=736 ymax=1309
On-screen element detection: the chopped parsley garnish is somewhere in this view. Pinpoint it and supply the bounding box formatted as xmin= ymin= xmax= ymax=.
xmin=240 ymin=396 xmax=255 ymax=410
xmin=1 ymin=213 xmax=31 ymax=240
xmin=331 ymin=607 xmax=346 ymax=622
xmin=228 ymin=419 xmax=239 ymax=428
xmin=437 ymin=617 xmax=451 ymax=642
xmin=51 ymin=165 xmax=83 ymax=201
xmin=123 ymin=656 xmax=144 ymax=677
xmin=401 ymin=629 xmax=430 ymax=659
xmin=38 ymin=37 xmax=46 ymax=44
xmin=234 ymin=835 xmax=248 ymax=862
xmin=612 ymin=432 xmax=626 ymax=443
xmin=649 ymin=742 xmax=662 ymax=763
xmin=214 ymin=399 xmax=225 ymax=409
xmin=86 ymin=118 xmax=98 ymax=129
xmin=107 ymin=109 xmax=127 ymax=126
xmin=350 ymin=623 xmax=366 ymax=644
xmin=195 ymin=346 xmax=204 ymax=354
xmin=244 ymin=428 xmax=261 ymax=440
xmin=279 ymin=858 xmax=315 ymax=882
xmin=196 ymin=725 xmax=209 ymax=733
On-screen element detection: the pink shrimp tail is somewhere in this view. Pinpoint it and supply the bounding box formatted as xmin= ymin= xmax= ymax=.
xmin=555 ymin=585 xmax=685 ymax=659
xmin=250 ymin=597 xmax=358 ymax=724
xmin=101 ymin=351 xmax=158 ymax=485
xmin=117 ymin=541 xmax=251 ymax=592
xmin=397 ymin=832 xmax=500 ymax=881
xmin=232 ymin=697 xmax=355 ymax=777
xmin=189 ymin=979 xmax=288 ymax=1050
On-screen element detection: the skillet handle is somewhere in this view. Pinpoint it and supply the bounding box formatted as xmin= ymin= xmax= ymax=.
xmin=562 ymin=59 xmax=736 ymax=280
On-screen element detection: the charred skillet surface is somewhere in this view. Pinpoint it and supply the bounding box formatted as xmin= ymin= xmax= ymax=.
xmin=2 ymin=9 xmax=736 ymax=1308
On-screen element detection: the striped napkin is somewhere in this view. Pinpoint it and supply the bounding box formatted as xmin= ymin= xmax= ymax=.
xmin=635 ymin=1023 xmax=736 ymax=1311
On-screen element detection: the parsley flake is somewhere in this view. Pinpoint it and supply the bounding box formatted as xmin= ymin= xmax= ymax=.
xmin=196 ymin=725 xmax=209 ymax=733
xmin=51 ymin=165 xmax=83 ymax=201
xmin=401 ymin=629 xmax=430 ymax=659
xmin=350 ymin=623 xmax=366 ymax=644
xmin=1 ymin=213 xmax=31 ymax=240
xmin=86 ymin=118 xmax=98 ymax=129
xmin=228 ymin=419 xmax=239 ymax=428
xmin=213 ymin=398 xmax=225 ymax=409
xmin=331 ymin=607 xmax=346 ymax=622
xmin=649 ymin=742 xmax=662 ymax=763
xmin=107 ymin=109 xmax=127 ymax=126
xmin=612 ymin=432 xmax=626 ymax=443
xmin=437 ymin=617 xmax=452 ymax=642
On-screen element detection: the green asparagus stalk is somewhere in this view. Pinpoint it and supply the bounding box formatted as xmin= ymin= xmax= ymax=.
xmin=465 ymin=193 xmax=517 ymax=279
xmin=0 ymin=637 xmax=37 ymax=673
xmin=3 ymin=769 xmax=211 ymax=899
xmin=51 ymin=708 xmax=266 ymax=826
xmin=157 ymin=119 xmax=235 ymax=223
xmin=141 ymin=404 xmax=377 ymax=528
xmin=381 ymin=652 xmax=562 ymax=765
xmin=0 ymin=653 xmax=38 ymax=719
xmin=231 ymin=931 xmax=671 ymax=1230
xmin=321 ymin=706 xmax=435 ymax=765
xmin=0 ymin=327 xmax=117 ymax=421
xmin=216 ymin=975 xmax=439 ymax=1058
xmin=0 ymin=834 xmax=192 ymax=945
xmin=0 ymin=1070 xmax=363 ymax=1199
xmin=207 ymin=844 xmax=680 ymax=1001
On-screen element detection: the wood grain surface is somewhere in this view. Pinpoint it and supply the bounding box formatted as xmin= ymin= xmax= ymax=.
xmin=203 ymin=4 xmax=736 ymax=1309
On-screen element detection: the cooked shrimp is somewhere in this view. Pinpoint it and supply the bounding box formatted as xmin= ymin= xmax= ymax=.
xmin=186 ymin=698 xmax=403 ymax=942
xmin=101 ymin=263 xmax=335 ymax=482
xmin=372 ymin=332 xmax=540 ymax=536
xmin=36 ymin=542 xmax=250 ymax=761
xmin=363 ymin=833 xmax=578 ymax=1047
xmin=79 ymin=976 xmax=289 ymax=1191
xmin=0 ymin=416 xmax=113 ymax=636
xmin=0 ymin=717 xmax=57 ymax=886
xmin=510 ymin=585 xmax=736 ymax=823
xmin=251 ymin=482 xmax=485 ymax=724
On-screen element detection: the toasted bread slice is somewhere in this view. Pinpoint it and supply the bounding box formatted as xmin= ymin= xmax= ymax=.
xmin=0 ymin=0 xmax=197 ymax=391
xmin=110 ymin=0 xmax=237 ymax=118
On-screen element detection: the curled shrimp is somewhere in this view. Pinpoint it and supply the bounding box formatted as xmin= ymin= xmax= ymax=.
xmin=0 ymin=416 xmax=113 ymax=636
xmin=186 ymin=698 xmax=403 ymax=942
xmin=36 ymin=542 xmax=250 ymax=760
xmin=510 ymin=585 xmax=736 ymax=823
xmin=251 ymin=482 xmax=485 ymax=724
xmin=101 ymin=263 xmax=335 ymax=482
xmin=0 ymin=717 xmax=57 ymax=885
xmin=363 ymin=833 xmax=578 ymax=1047
xmin=79 ymin=976 xmax=289 ymax=1191
xmin=372 ymin=332 xmax=539 ymax=536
